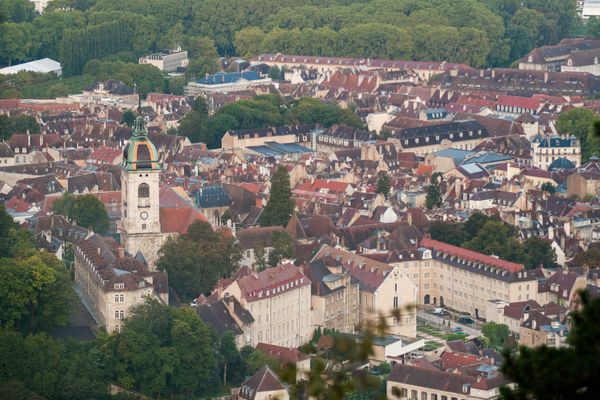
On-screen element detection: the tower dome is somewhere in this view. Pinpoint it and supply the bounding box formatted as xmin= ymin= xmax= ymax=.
xmin=122 ymin=117 xmax=160 ymax=171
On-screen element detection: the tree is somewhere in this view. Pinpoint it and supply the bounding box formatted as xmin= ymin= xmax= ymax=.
xmin=0 ymin=250 xmax=74 ymax=333
xmin=481 ymin=322 xmax=510 ymax=348
xmin=541 ymin=182 xmax=556 ymax=195
xmin=2 ymin=0 xmax=35 ymax=23
xmin=427 ymin=221 xmax=468 ymax=247
xmin=219 ymin=331 xmax=244 ymax=386
xmin=105 ymin=299 xmax=220 ymax=397
xmin=464 ymin=221 xmax=524 ymax=263
xmin=464 ymin=212 xmax=496 ymax=240
xmin=0 ymin=205 xmax=20 ymax=257
xmin=71 ymin=194 xmax=109 ymax=233
xmin=522 ymin=236 xmax=557 ymax=269
xmin=267 ymin=231 xmax=295 ymax=267
xmin=243 ymin=348 xmax=278 ymax=376
xmin=0 ymin=22 xmax=32 ymax=66
xmin=260 ymin=165 xmax=295 ymax=227
xmin=51 ymin=191 xmax=76 ymax=220
xmin=501 ymin=291 xmax=600 ymax=399
xmin=157 ymin=220 xmax=240 ymax=300
xmin=268 ymin=65 xmax=282 ymax=80
xmin=425 ymin=180 xmax=443 ymax=210
xmin=556 ymin=108 xmax=599 ymax=161
xmin=120 ymin=109 xmax=136 ymax=127
xmin=571 ymin=246 xmax=600 ymax=269
xmin=376 ymin=172 xmax=391 ymax=199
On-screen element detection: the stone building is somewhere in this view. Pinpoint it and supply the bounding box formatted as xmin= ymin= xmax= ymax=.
xmin=118 ymin=117 xmax=165 ymax=269
xmin=74 ymin=233 xmax=168 ymax=333
xmin=220 ymin=263 xmax=313 ymax=347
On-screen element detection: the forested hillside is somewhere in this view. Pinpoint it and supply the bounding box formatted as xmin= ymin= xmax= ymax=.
xmin=0 ymin=0 xmax=583 ymax=75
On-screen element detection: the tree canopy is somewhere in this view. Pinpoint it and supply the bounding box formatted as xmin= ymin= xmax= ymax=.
xmin=0 ymin=0 xmax=580 ymax=76
xmin=259 ymin=165 xmax=295 ymax=227
xmin=156 ymin=220 xmax=240 ymax=300
xmin=52 ymin=193 xmax=110 ymax=234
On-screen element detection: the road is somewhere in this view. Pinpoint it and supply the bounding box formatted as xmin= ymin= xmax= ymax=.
xmin=417 ymin=310 xmax=482 ymax=337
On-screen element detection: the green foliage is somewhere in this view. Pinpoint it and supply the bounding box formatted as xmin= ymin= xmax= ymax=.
xmin=571 ymin=246 xmax=600 ymax=269
xmin=375 ymin=172 xmax=391 ymax=198
xmin=522 ymin=236 xmax=557 ymax=269
xmin=59 ymin=19 xmax=134 ymax=76
xmin=0 ymin=249 xmax=74 ymax=333
xmin=481 ymin=322 xmax=510 ymax=348
xmin=425 ymin=181 xmax=443 ymax=210
xmin=219 ymin=331 xmax=245 ymax=385
xmin=1 ymin=0 xmax=35 ymax=23
xmin=104 ymin=299 xmax=220 ymax=397
xmin=267 ymin=231 xmax=296 ymax=267
xmin=463 ymin=220 xmax=524 ymax=263
xmin=156 ymin=220 xmax=241 ymax=300
xmin=0 ymin=22 xmax=32 ymax=66
xmin=556 ymin=108 xmax=600 ymax=161
xmin=0 ymin=328 xmax=110 ymax=399
xmin=243 ymin=348 xmax=279 ymax=376
xmin=52 ymin=193 xmax=109 ymax=233
xmin=0 ymin=114 xmax=39 ymax=139
xmin=427 ymin=221 xmax=468 ymax=247
xmin=501 ymin=291 xmax=600 ymax=399
xmin=541 ymin=182 xmax=556 ymax=195
xmin=120 ymin=109 xmax=136 ymax=127
xmin=260 ymin=165 xmax=295 ymax=227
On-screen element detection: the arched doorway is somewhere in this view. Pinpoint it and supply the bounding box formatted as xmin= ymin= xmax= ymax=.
xmin=424 ymin=294 xmax=431 ymax=305
xmin=433 ymin=297 xmax=437 ymax=305
xmin=440 ymin=296 xmax=444 ymax=306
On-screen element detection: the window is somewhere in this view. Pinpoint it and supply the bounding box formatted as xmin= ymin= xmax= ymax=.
xmin=142 ymin=223 xmax=147 ymax=230
xmin=138 ymin=183 xmax=150 ymax=207
xmin=393 ymin=296 xmax=399 ymax=308
xmin=114 ymin=294 xmax=124 ymax=302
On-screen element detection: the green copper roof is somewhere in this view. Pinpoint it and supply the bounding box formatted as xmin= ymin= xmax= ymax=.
xmin=121 ymin=117 xmax=160 ymax=171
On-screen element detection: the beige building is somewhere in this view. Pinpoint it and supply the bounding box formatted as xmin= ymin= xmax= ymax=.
xmin=74 ymin=234 xmax=168 ymax=333
xmin=531 ymin=135 xmax=581 ymax=170
xmin=519 ymin=312 xmax=568 ymax=348
xmin=139 ymin=49 xmax=189 ymax=73
xmin=303 ymin=258 xmax=360 ymax=333
xmin=407 ymin=237 xmax=538 ymax=320
xmin=221 ymin=263 xmax=313 ymax=347
xmin=312 ymin=246 xmax=418 ymax=338
xmin=387 ymin=364 xmax=508 ymax=400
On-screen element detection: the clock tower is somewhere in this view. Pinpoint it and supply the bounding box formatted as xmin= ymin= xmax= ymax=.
xmin=119 ymin=117 xmax=163 ymax=270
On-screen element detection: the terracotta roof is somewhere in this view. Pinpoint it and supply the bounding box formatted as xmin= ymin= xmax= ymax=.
xmin=239 ymin=366 xmax=286 ymax=399
xmin=232 ymin=263 xmax=310 ymax=302
xmin=159 ymin=207 xmax=207 ymax=235
xmin=420 ymin=236 xmax=524 ymax=273
xmin=256 ymin=343 xmax=309 ymax=365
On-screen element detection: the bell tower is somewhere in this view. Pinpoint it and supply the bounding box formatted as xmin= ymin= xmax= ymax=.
xmin=119 ymin=117 xmax=163 ymax=269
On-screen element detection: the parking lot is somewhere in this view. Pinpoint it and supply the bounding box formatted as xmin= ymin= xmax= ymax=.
xmin=417 ymin=306 xmax=483 ymax=337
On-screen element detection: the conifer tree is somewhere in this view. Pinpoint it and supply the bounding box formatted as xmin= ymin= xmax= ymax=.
xmin=376 ymin=171 xmax=391 ymax=198
xmin=259 ymin=165 xmax=295 ymax=227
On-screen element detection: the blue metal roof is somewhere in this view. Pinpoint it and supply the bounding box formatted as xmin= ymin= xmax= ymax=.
xmin=248 ymin=142 xmax=314 ymax=158
xmin=538 ymin=136 xmax=577 ymax=148
xmin=197 ymin=71 xmax=260 ymax=85
xmin=548 ymin=157 xmax=575 ymax=171
xmin=435 ymin=148 xmax=473 ymax=164
xmin=195 ymin=185 xmax=232 ymax=208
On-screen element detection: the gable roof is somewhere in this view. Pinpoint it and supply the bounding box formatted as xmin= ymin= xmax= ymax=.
xmin=239 ymin=366 xmax=286 ymax=399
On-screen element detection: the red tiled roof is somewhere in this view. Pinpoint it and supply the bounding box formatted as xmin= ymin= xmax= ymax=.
xmin=295 ymin=179 xmax=350 ymax=194
xmin=439 ymin=352 xmax=491 ymax=370
xmin=234 ymin=263 xmax=310 ymax=302
xmin=496 ymin=95 xmax=540 ymax=110
xmin=420 ymin=236 xmax=524 ymax=273
xmin=256 ymin=343 xmax=309 ymax=364
xmin=160 ymin=207 xmax=207 ymax=235
xmin=89 ymin=146 xmax=121 ymax=164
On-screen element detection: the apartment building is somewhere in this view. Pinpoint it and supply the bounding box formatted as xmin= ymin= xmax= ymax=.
xmin=220 ymin=263 xmax=313 ymax=347
xmin=531 ymin=135 xmax=581 ymax=170
xmin=312 ymin=245 xmax=418 ymax=338
xmin=302 ymin=258 xmax=360 ymax=333
xmin=387 ymin=364 xmax=508 ymax=400
xmin=74 ymin=234 xmax=168 ymax=333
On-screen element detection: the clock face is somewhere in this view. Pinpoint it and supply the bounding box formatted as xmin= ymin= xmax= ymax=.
xmin=140 ymin=211 xmax=149 ymax=220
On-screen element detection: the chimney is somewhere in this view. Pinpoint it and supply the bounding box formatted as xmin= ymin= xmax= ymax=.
xmin=97 ymin=247 xmax=101 ymax=255
xmin=118 ymin=245 xmax=125 ymax=259
xmin=407 ymin=210 xmax=413 ymax=226
xmin=544 ymin=71 xmax=549 ymax=83
xmin=491 ymin=69 xmax=495 ymax=79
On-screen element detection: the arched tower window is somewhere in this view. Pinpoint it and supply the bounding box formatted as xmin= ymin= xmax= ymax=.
xmin=138 ymin=183 xmax=150 ymax=207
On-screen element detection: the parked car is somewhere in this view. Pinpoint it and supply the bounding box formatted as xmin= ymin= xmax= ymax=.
xmin=190 ymin=298 xmax=198 ymax=307
xmin=450 ymin=326 xmax=463 ymax=333
xmin=432 ymin=308 xmax=446 ymax=315
xmin=458 ymin=316 xmax=474 ymax=324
